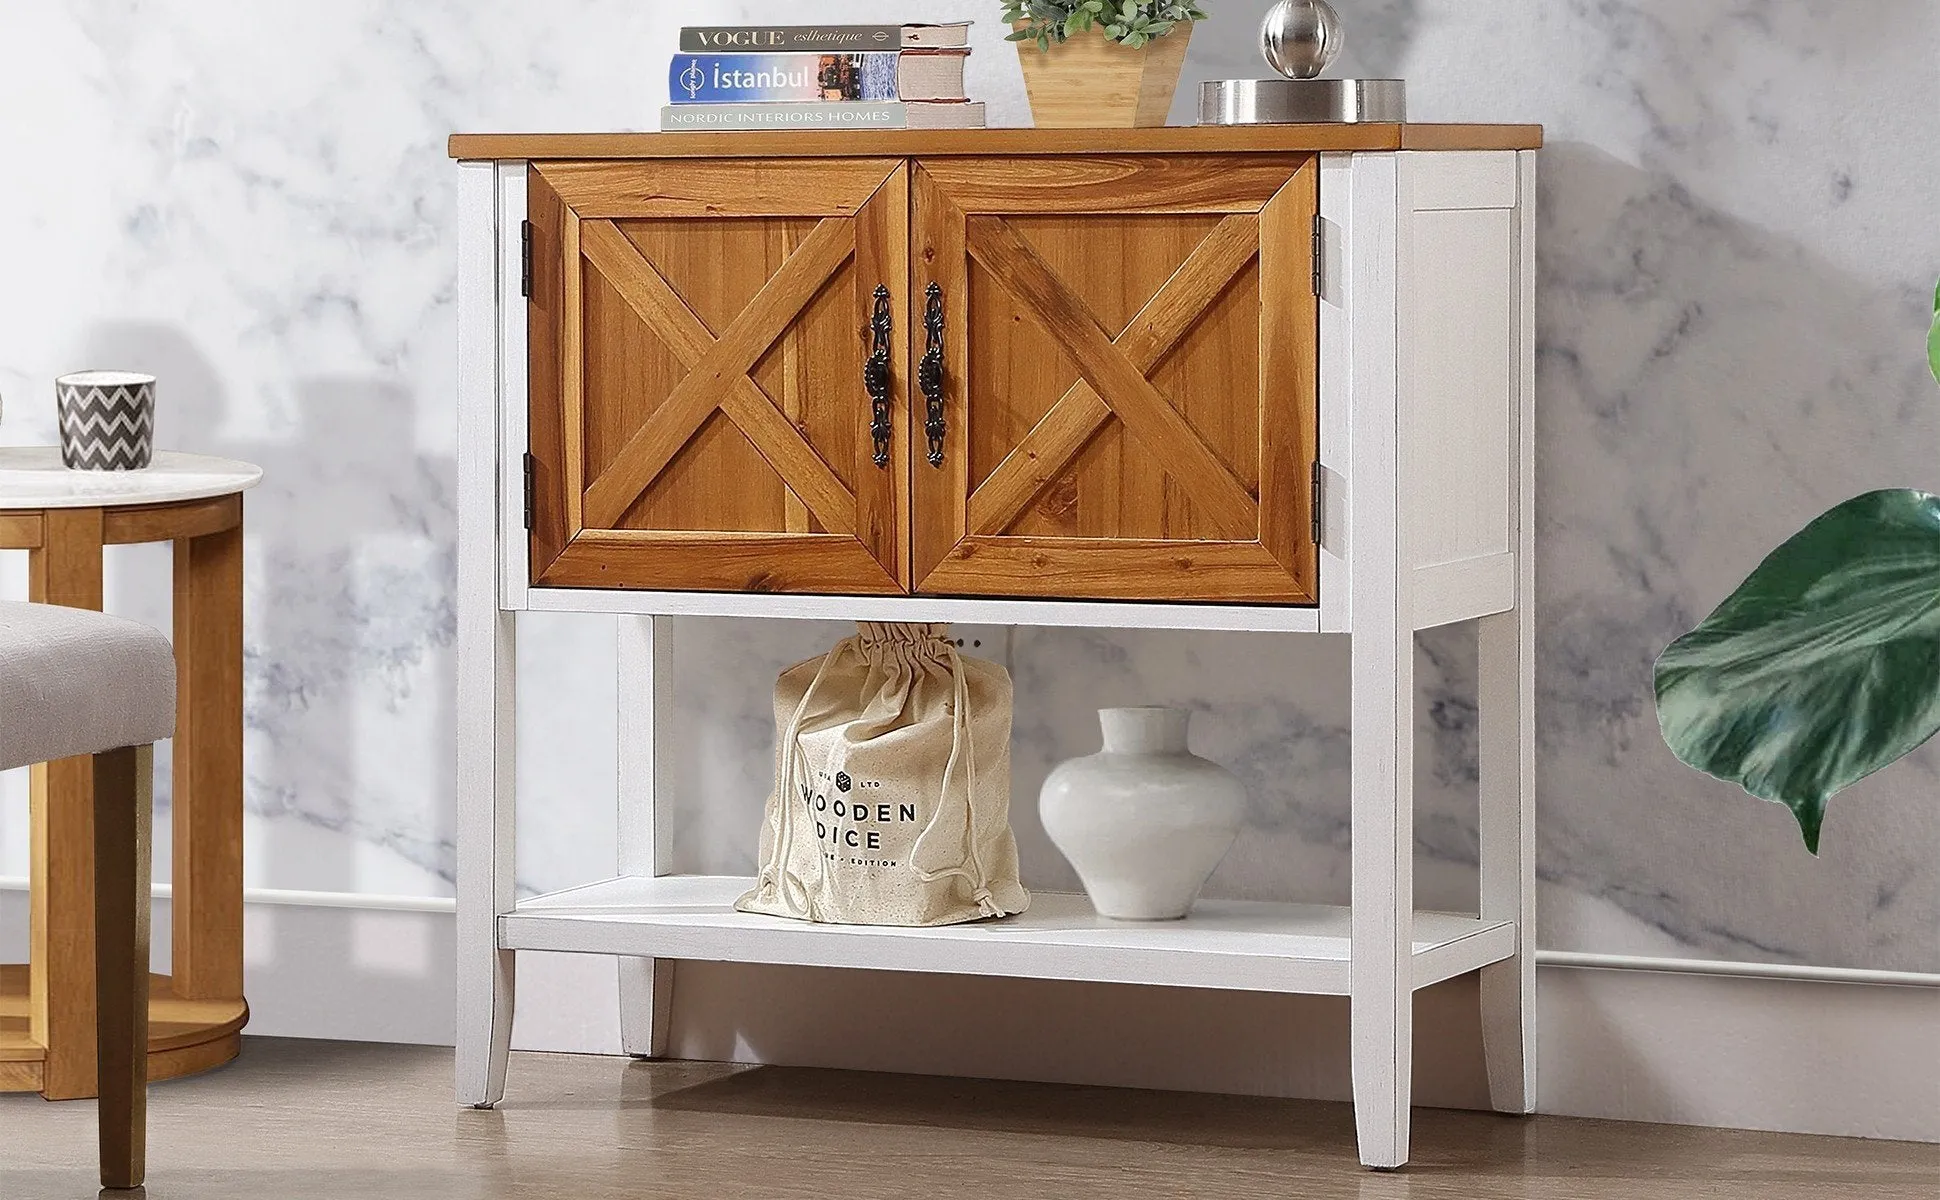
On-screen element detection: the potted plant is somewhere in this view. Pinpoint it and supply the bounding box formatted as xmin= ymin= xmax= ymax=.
xmin=1654 ymin=284 xmax=1940 ymax=853
xmin=1003 ymin=1 xmax=1208 ymax=128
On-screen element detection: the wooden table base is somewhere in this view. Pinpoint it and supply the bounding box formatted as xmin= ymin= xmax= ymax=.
xmin=0 ymin=965 xmax=247 ymax=1094
xmin=0 ymin=462 xmax=260 ymax=1102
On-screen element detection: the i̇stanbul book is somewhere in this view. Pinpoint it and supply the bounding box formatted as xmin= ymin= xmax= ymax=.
xmin=669 ymin=51 xmax=969 ymax=104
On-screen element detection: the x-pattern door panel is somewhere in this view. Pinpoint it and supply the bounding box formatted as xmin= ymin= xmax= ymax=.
xmin=528 ymin=158 xmax=910 ymax=592
xmin=910 ymin=155 xmax=1319 ymax=604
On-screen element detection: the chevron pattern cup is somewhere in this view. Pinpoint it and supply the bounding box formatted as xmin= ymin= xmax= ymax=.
xmin=56 ymin=371 xmax=156 ymax=471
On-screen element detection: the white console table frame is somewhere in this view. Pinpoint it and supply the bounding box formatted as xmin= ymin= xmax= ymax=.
xmin=452 ymin=147 xmax=1538 ymax=1170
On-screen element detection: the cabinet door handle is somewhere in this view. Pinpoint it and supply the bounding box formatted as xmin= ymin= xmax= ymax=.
xmin=864 ymin=285 xmax=893 ymax=468
xmin=919 ymin=282 xmax=946 ymax=468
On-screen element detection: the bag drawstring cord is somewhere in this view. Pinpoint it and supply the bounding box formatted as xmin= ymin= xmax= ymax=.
xmin=767 ymin=640 xmax=845 ymax=920
xmin=910 ymin=643 xmax=1002 ymax=918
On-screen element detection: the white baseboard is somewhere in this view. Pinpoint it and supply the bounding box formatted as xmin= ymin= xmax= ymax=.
xmin=1 ymin=886 xmax=1932 ymax=1143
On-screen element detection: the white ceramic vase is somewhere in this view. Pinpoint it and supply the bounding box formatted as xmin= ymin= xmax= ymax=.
xmin=1039 ymin=707 xmax=1246 ymax=920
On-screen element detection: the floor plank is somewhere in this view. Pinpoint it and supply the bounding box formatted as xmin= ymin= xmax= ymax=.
xmin=0 ymin=1037 xmax=1932 ymax=1199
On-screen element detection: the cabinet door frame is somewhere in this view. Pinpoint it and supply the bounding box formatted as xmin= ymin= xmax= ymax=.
xmin=909 ymin=154 xmax=1321 ymax=605
xmin=527 ymin=157 xmax=912 ymax=593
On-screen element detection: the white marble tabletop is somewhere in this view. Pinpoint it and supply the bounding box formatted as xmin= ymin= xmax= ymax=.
xmin=0 ymin=447 xmax=263 ymax=509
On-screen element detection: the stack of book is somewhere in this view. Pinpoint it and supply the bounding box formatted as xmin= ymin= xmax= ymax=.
xmin=662 ymin=21 xmax=986 ymax=131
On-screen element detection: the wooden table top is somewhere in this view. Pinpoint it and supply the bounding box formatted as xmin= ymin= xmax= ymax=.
xmin=450 ymin=123 xmax=1544 ymax=160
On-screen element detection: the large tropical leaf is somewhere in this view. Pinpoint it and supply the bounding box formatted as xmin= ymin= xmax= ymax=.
xmin=1929 ymin=278 xmax=1940 ymax=385
xmin=1655 ymin=489 xmax=1940 ymax=852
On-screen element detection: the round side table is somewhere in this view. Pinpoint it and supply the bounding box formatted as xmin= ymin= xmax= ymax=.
xmin=0 ymin=447 xmax=261 ymax=1099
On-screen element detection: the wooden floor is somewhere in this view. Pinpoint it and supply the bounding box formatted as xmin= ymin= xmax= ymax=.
xmin=0 ymin=1038 xmax=1932 ymax=1199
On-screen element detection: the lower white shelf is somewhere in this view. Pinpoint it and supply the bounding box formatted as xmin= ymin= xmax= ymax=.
xmin=500 ymin=875 xmax=1516 ymax=996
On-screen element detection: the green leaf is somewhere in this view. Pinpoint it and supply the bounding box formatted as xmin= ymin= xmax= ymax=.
xmin=1928 ymin=276 xmax=1940 ymax=386
xmin=1655 ymin=488 xmax=1940 ymax=853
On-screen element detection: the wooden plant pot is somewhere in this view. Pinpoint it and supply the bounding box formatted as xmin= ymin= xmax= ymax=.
xmin=1014 ymin=24 xmax=1194 ymax=128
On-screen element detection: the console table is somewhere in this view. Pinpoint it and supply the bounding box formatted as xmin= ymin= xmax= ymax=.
xmin=449 ymin=124 xmax=1540 ymax=1169
xmin=0 ymin=448 xmax=257 ymax=1098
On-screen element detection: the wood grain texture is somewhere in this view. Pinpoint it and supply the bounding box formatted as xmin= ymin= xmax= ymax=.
xmin=537 ymin=159 xmax=910 ymax=594
xmin=92 ymin=743 xmax=151 ymax=1190
xmin=540 ymin=531 xmax=902 ymax=594
xmin=579 ymin=218 xmax=857 ymax=536
xmin=918 ymin=154 xmax=1298 ymax=214
xmin=962 ymin=215 xmax=1256 ymax=539
xmin=0 ymin=511 xmax=42 ymax=548
xmin=967 ymin=212 xmax=1261 ymax=535
xmin=921 ymin=537 xmax=1315 ymax=603
xmin=909 ymin=166 xmax=971 ymax=586
xmin=850 ymin=164 xmax=911 ymax=586
xmin=171 ymin=522 xmax=246 ymax=1003
xmin=539 ymin=157 xmax=896 ymax=217
xmin=9 ymin=1040 xmax=1934 ymax=1200
xmin=101 ymin=493 xmax=242 ymax=545
xmin=1400 ymin=125 xmax=1546 ymax=151
xmin=0 ymin=949 xmax=248 ymax=1095
xmin=562 ymin=206 xmax=586 ymax=536
xmin=1256 ymin=160 xmax=1321 ymax=587
xmin=451 ymin=124 xmax=1545 ymax=159
xmin=27 ymin=506 xmax=104 ymax=1100
xmin=527 ymin=168 xmax=572 ymax=581
xmin=580 ymin=216 xmax=855 ymax=528
xmin=909 ymin=155 xmax=1319 ymax=604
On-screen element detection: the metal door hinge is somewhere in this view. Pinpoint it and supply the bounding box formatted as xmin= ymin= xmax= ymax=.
xmin=1310 ymin=460 xmax=1324 ymax=546
xmin=522 ymin=452 xmax=536 ymax=530
xmin=1311 ymin=214 xmax=1325 ymax=297
xmin=520 ymin=220 xmax=533 ymax=298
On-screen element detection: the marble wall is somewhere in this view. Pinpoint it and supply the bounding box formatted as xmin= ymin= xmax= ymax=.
xmin=1 ymin=1 xmax=1934 ymax=972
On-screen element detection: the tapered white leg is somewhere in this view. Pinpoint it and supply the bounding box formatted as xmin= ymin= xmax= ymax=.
xmin=456 ymin=614 xmax=518 ymax=1107
xmin=1346 ymin=145 xmax=1413 ymax=1168
xmin=1349 ymin=401 xmax=1415 ymax=1166
xmin=617 ymin=615 xmax=675 ymax=1059
xmin=1350 ymin=619 xmax=1416 ymax=1169
xmin=1480 ymin=146 xmax=1541 ymax=1116
xmin=1478 ymin=610 xmax=1536 ymax=1112
xmin=455 ymin=157 xmax=517 ymax=1108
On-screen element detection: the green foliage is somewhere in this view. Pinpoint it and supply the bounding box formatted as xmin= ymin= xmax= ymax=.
xmin=1002 ymin=0 xmax=1208 ymax=51
xmin=1656 ymin=490 xmax=1940 ymax=852
xmin=1654 ymin=276 xmax=1940 ymax=854
xmin=1929 ymin=278 xmax=1940 ymax=385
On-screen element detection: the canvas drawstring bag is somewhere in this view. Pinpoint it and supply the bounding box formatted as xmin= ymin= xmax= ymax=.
xmin=736 ymin=622 xmax=1029 ymax=926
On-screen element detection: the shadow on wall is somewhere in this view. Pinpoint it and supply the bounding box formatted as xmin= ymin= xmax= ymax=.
xmin=73 ymin=322 xmax=459 ymax=922
xmin=1527 ymin=140 xmax=1940 ymax=971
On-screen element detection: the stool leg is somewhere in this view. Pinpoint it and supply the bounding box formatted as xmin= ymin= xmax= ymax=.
xmin=92 ymin=744 xmax=151 ymax=1190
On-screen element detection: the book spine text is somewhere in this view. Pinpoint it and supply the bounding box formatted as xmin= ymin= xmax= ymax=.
xmin=658 ymin=102 xmax=910 ymax=130
xmin=680 ymin=25 xmax=905 ymax=53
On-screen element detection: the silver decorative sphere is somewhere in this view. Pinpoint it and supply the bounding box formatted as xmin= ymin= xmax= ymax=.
xmin=1261 ymin=0 xmax=1343 ymax=80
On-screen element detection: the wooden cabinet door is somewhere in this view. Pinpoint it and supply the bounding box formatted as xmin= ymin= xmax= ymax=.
xmin=528 ymin=159 xmax=910 ymax=593
xmin=909 ymin=155 xmax=1319 ymax=604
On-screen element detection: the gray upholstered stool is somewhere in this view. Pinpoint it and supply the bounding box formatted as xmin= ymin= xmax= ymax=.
xmin=0 ymin=600 xmax=176 ymax=1190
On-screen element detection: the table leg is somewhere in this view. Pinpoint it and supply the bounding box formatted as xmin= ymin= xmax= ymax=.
xmin=171 ymin=523 xmax=245 ymax=1002
xmin=92 ymin=743 xmax=152 ymax=1189
xmin=27 ymin=507 xmax=105 ymax=1099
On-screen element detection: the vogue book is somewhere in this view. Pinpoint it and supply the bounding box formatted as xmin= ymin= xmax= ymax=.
xmin=678 ymin=22 xmax=972 ymax=53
